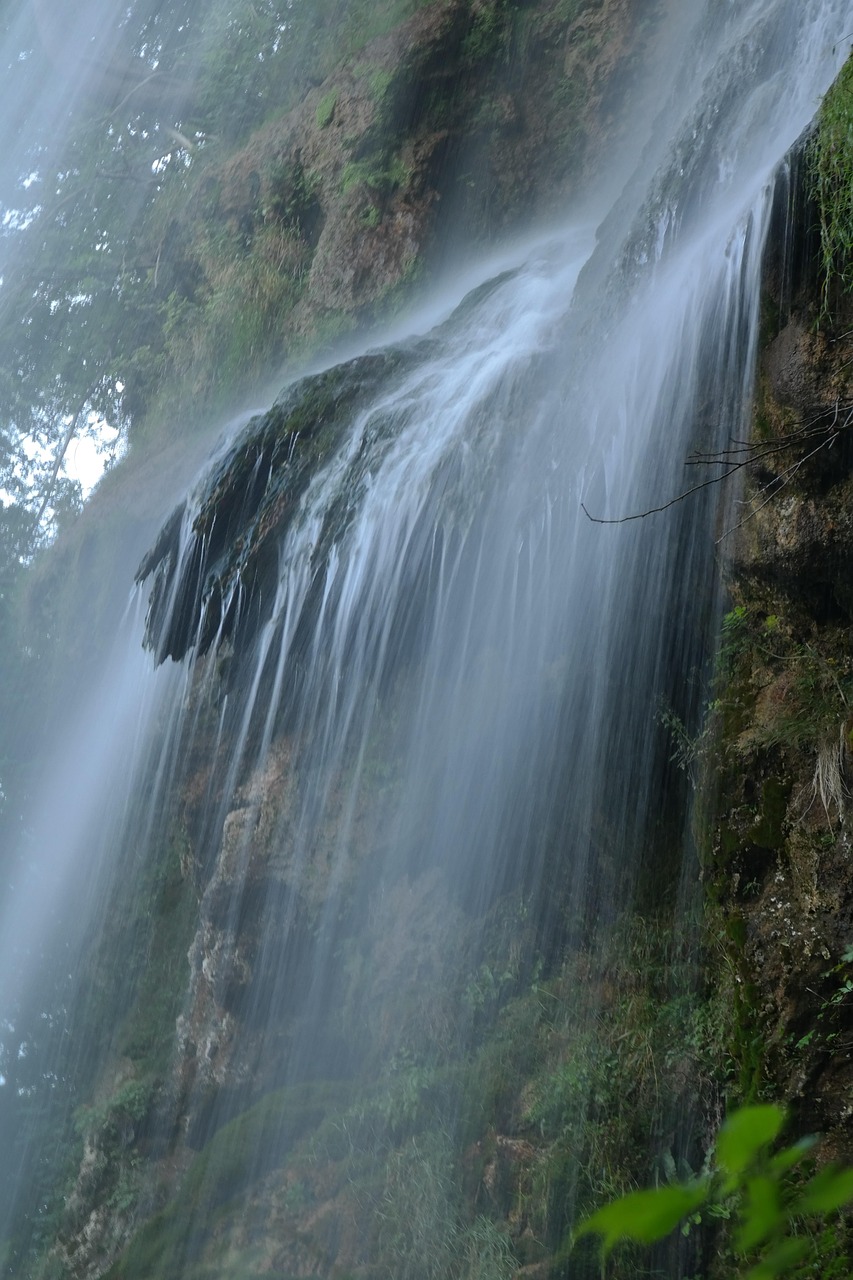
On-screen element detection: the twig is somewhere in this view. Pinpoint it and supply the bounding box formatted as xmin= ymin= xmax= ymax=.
xmin=716 ymin=430 xmax=840 ymax=543
xmin=581 ymin=463 xmax=740 ymax=524
xmin=581 ymin=399 xmax=853 ymax=528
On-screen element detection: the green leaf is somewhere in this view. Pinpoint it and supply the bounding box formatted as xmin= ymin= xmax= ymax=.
xmin=575 ymin=1181 xmax=710 ymax=1255
xmin=743 ymin=1234 xmax=811 ymax=1279
xmin=717 ymin=1105 xmax=785 ymax=1179
xmin=735 ymin=1175 xmax=782 ymax=1252
xmin=794 ymin=1164 xmax=853 ymax=1215
xmin=769 ymin=1134 xmax=817 ymax=1175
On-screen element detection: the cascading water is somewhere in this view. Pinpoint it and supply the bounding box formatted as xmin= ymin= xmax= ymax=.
xmin=0 ymin=1 xmax=850 ymax=1276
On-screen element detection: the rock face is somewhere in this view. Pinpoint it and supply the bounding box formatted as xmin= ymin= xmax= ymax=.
xmin=709 ymin=191 xmax=853 ymax=1162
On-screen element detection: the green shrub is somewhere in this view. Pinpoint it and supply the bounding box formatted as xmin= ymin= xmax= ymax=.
xmin=810 ymin=55 xmax=853 ymax=312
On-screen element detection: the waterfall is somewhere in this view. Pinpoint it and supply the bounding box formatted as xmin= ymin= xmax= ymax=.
xmin=0 ymin=1 xmax=849 ymax=1276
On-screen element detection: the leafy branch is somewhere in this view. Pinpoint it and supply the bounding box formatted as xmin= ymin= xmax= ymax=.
xmin=575 ymin=1104 xmax=853 ymax=1278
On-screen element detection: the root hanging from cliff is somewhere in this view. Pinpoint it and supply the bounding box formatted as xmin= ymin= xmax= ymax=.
xmin=810 ymin=723 xmax=850 ymax=826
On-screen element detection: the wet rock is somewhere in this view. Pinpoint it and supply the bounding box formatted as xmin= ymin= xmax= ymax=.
xmin=138 ymin=346 xmax=416 ymax=664
xmin=764 ymin=318 xmax=827 ymax=409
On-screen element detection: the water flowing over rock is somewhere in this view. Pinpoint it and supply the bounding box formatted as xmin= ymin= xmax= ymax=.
xmin=1 ymin=2 xmax=852 ymax=1278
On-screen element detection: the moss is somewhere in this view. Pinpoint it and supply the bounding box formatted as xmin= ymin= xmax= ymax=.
xmin=360 ymin=203 xmax=382 ymax=227
xmin=461 ymin=0 xmax=511 ymax=65
xmin=332 ymin=0 xmax=433 ymax=60
xmin=717 ymin=820 xmax=741 ymax=864
xmin=315 ymin=87 xmax=338 ymax=128
xmin=804 ymin=1222 xmax=853 ymax=1279
xmin=264 ymin=159 xmax=323 ymax=242
xmin=368 ymin=67 xmax=395 ymax=102
xmin=340 ymin=152 xmax=410 ymax=196
xmin=73 ymin=1077 xmax=156 ymax=1145
xmin=746 ymin=777 xmax=790 ymax=851
xmin=725 ymin=913 xmax=747 ymax=951
xmin=116 ymin=824 xmax=197 ymax=1077
xmin=184 ymin=1083 xmax=346 ymax=1206
xmin=731 ymin=979 xmax=765 ymax=1101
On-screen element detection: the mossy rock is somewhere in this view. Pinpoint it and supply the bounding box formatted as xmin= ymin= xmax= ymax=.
xmin=137 ymin=344 xmax=419 ymax=665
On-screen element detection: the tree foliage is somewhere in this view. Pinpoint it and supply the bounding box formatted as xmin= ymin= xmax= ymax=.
xmin=0 ymin=0 xmax=394 ymax=556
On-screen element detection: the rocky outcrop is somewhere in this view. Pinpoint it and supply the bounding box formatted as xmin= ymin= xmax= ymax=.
xmin=137 ymin=345 xmax=418 ymax=662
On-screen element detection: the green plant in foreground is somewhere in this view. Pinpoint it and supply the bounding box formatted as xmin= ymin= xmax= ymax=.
xmin=575 ymin=1105 xmax=853 ymax=1277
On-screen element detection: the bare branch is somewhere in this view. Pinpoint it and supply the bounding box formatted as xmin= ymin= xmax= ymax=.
xmin=581 ymin=398 xmax=853 ymax=528
xmin=581 ymin=464 xmax=741 ymax=524
xmin=716 ymin=429 xmax=842 ymax=543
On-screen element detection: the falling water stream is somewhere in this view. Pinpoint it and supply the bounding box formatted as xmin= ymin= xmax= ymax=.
xmin=0 ymin=0 xmax=850 ymax=1275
